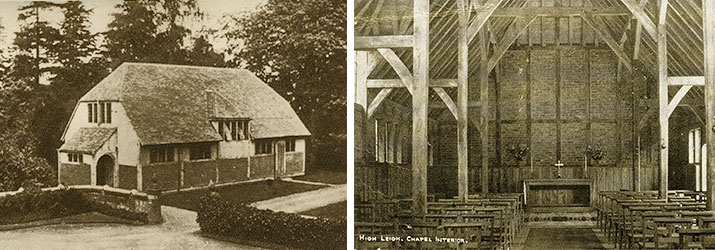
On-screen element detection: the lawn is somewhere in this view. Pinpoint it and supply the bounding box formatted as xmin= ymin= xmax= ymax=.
xmin=160 ymin=180 xmax=328 ymax=211
xmin=299 ymin=201 xmax=347 ymax=219
xmin=293 ymin=168 xmax=346 ymax=185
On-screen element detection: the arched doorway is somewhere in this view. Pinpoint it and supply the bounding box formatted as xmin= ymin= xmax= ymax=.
xmin=97 ymin=155 xmax=114 ymax=186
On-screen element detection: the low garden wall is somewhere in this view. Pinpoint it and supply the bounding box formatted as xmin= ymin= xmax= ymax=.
xmin=197 ymin=192 xmax=346 ymax=249
xmin=0 ymin=185 xmax=162 ymax=226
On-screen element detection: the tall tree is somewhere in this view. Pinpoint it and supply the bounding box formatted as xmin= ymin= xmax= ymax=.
xmin=10 ymin=1 xmax=61 ymax=87
xmin=104 ymin=0 xmax=222 ymax=67
xmin=223 ymin=0 xmax=347 ymax=170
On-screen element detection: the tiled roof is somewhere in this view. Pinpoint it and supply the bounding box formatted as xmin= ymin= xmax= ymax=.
xmin=79 ymin=63 xmax=310 ymax=145
xmin=60 ymin=128 xmax=116 ymax=153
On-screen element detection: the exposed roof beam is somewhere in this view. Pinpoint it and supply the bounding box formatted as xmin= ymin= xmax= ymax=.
xmin=434 ymin=88 xmax=458 ymax=119
xmin=618 ymin=0 xmax=658 ymax=40
xmin=582 ymin=14 xmax=633 ymax=71
xmin=377 ymin=48 xmax=414 ymax=94
xmin=666 ymin=85 xmax=692 ymax=117
xmin=366 ymin=79 xmax=458 ymax=88
xmin=467 ymin=0 xmax=505 ymax=44
xmin=669 ymin=76 xmax=705 ymax=86
xmin=492 ymin=7 xmax=630 ymax=17
xmin=355 ymin=35 xmax=414 ymax=49
xmin=430 ymin=101 xmax=482 ymax=109
xmin=488 ymin=15 xmax=538 ymax=72
xmin=367 ymin=88 xmax=393 ymax=119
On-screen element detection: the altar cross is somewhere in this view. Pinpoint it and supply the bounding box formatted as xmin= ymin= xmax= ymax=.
xmin=555 ymin=160 xmax=564 ymax=178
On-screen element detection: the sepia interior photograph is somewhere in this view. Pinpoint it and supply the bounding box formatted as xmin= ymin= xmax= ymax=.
xmin=0 ymin=0 xmax=346 ymax=249
xmin=353 ymin=0 xmax=715 ymax=249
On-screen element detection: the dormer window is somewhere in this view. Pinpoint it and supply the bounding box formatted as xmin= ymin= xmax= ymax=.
xmin=88 ymin=102 xmax=112 ymax=124
xmin=217 ymin=119 xmax=249 ymax=141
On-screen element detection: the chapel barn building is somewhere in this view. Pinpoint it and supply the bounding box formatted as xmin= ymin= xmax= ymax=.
xmin=355 ymin=0 xmax=715 ymax=248
xmin=58 ymin=63 xmax=310 ymax=192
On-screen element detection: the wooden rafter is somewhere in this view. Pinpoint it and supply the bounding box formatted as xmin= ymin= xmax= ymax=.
xmin=434 ymin=88 xmax=458 ymax=119
xmin=377 ymin=48 xmax=414 ymax=94
xmin=366 ymin=79 xmax=457 ymax=88
xmin=619 ymin=0 xmax=658 ymax=40
xmin=367 ymin=89 xmax=393 ymax=119
xmin=492 ymin=7 xmax=630 ymax=17
xmin=487 ymin=15 xmax=538 ymax=72
xmin=666 ymin=85 xmax=693 ymax=117
xmin=669 ymin=76 xmax=705 ymax=86
xmin=431 ymin=101 xmax=482 ymax=109
xmin=355 ymin=35 xmax=414 ymax=49
xmin=582 ymin=14 xmax=633 ymax=71
xmin=467 ymin=0 xmax=505 ymax=44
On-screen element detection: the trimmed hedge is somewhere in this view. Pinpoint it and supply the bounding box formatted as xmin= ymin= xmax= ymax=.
xmin=197 ymin=193 xmax=346 ymax=249
xmin=0 ymin=189 xmax=91 ymax=225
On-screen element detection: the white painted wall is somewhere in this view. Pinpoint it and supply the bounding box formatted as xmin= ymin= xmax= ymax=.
xmin=218 ymin=140 xmax=253 ymax=158
xmin=113 ymin=103 xmax=141 ymax=166
xmin=61 ymin=102 xmax=141 ymax=167
xmin=295 ymin=138 xmax=306 ymax=152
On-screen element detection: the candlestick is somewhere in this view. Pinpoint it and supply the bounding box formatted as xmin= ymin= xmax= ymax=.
xmin=584 ymin=155 xmax=588 ymax=178
xmin=530 ymin=155 xmax=534 ymax=171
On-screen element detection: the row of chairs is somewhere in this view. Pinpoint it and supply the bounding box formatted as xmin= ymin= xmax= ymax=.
xmin=596 ymin=190 xmax=715 ymax=249
xmin=355 ymin=193 xmax=524 ymax=249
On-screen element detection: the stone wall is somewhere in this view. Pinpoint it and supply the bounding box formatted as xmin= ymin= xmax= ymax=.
xmin=76 ymin=186 xmax=162 ymax=224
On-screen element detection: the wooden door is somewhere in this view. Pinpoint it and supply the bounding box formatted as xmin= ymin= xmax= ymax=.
xmin=275 ymin=141 xmax=286 ymax=177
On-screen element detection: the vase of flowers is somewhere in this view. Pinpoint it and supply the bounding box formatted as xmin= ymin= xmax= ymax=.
xmin=506 ymin=144 xmax=529 ymax=166
xmin=586 ymin=145 xmax=605 ymax=166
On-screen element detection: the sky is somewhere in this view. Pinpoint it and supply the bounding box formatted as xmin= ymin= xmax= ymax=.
xmin=0 ymin=0 xmax=267 ymax=52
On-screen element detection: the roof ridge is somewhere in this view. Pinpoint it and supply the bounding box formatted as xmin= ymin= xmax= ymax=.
xmin=121 ymin=62 xmax=248 ymax=72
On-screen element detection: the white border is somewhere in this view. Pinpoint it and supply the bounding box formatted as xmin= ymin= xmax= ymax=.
xmin=346 ymin=0 xmax=356 ymax=248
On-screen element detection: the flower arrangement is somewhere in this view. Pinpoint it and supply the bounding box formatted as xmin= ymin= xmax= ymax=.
xmin=587 ymin=145 xmax=605 ymax=161
xmin=506 ymin=144 xmax=529 ymax=162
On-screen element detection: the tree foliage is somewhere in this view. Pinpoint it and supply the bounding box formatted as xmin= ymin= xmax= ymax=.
xmin=0 ymin=0 xmax=346 ymax=191
xmin=104 ymin=0 xmax=224 ymax=67
xmin=224 ymin=0 xmax=347 ymax=170
xmin=9 ymin=1 xmax=61 ymax=87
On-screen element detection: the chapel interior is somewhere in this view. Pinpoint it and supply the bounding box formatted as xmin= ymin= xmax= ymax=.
xmin=354 ymin=0 xmax=715 ymax=249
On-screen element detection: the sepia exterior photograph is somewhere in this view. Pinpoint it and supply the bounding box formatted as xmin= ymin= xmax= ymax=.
xmin=0 ymin=0 xmax=346 ymax=249
xmin=354 ymin=0 xmax=715 ymax=249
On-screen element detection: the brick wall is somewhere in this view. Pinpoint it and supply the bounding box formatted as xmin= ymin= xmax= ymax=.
xmin=250 ymin=155 xmax=275 ymax=179
xmin=118 ymin=165 xmax=137 ymax=190
xmin=217 ymin=158 xmax=249 ymax=183
xmin=285 ymin=152 xmax=305 ymax=176
xmin=444 ymin=47 xmax=635 ymax=168
xmin=142 ymin=162 xmax=180 ymax=191
xmin=60 ymin=163 xmax=91 ymax=186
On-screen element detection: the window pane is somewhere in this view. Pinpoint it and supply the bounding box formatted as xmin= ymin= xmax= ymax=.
xmin=106 ymin=103 xmax=112 ymax=123
xmin=696 ymin=129 xmax=702 ymax=163
xmin=87 ymin=103 xmax=92 ymax=122
xmin=689 ymin=130 xmax=695 ymax=164
xmin=93 ymin=103 xmax=98 ymax=123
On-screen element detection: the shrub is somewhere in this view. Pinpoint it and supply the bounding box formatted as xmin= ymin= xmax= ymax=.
xmin=0 ymin=188 xmax=91 ymax=224
xmin=197 ymin=193 xmax=346 ymax=249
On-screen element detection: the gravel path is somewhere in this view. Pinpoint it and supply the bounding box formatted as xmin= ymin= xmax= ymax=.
xmin=251 ymin=184 xmax=347 ymax=213
xmin=0 ymin=206 xmax=265 ymax=250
